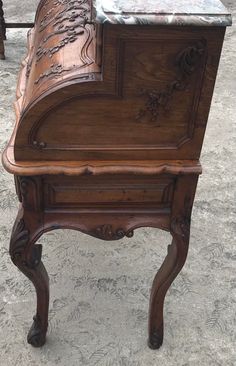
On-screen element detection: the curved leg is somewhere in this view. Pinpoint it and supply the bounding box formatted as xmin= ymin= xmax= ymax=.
xmin=9 ymin=209 xmax=49 ymax=347
xmin=148 ymin=200 xmax=191 ymax=349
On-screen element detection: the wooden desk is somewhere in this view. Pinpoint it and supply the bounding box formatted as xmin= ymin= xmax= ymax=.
xmin=2 ymin=0 xmax=232 ymax=349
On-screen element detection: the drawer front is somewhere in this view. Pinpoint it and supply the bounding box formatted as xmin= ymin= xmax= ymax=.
xmin=44 ymin=175 xmax=175 ymax=210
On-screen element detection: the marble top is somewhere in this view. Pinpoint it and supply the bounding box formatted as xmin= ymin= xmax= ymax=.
xmin=95 ymin=0 xmax=232 ymax=26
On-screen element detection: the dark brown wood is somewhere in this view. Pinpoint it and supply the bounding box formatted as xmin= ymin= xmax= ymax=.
xmin=10 ymin=206 xmax=49 ymax=347
xmin=5 ymin=23 xmax=34 ymax=28
xmin=2 ymin=0 xmax=228 ymax=350
xmin=13 ymin=23 xmax=225 ymax=161
xmin=0 ymin=0 xmax=5 ymax=59
xmin=148 ymin=175 xmax=198 ymax=349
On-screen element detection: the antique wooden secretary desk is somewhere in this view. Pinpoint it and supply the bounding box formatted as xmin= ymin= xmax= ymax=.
xmin=2 ymin=0 xmax=231 ymax=349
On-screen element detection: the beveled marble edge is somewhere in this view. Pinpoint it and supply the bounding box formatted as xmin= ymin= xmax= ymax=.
xmin=95 ymin=12 xmax=232 ymax=27
xmin=94 ymin=0 xmax=232 ymax=27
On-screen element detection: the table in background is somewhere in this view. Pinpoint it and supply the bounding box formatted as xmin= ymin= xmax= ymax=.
xmin=0 ymin=0 xmax=34 ymax=59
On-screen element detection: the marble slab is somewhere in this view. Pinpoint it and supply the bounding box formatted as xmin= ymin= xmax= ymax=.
xmin=95 ymin=0 xmax=232 ymax=26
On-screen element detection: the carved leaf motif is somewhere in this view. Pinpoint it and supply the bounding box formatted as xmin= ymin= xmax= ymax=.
xmin=136 ymin=40 xmax=206 ymax=123
xmin=10 ymin=218 xmax=42 ymax=268
xmin=10 ymin=219 xmax=29 ymax=263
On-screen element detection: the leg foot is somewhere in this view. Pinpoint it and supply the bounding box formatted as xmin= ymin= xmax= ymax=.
xmin=148 ymin=323 xmax=163 ymax=350
xmin=27 ymin=315 xmax=47 ymax=347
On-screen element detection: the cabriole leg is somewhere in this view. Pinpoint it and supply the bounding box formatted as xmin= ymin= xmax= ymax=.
xmin=148 ymin=220 xmax=190 ymax=349
xmin=148 ymin=175 xmax=198 ymax=349
xmin=9 ymin=208 xmax=49 ymax=347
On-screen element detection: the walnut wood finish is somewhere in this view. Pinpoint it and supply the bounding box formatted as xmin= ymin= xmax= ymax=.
xmin=10 ymin=207 xmax=49 ymax=347
xmin=2 ymin=0 xmax=228 ymax=350
xmin=13 ymin=23 xmax=225 ymax=161
xmin=10 ymin=172 xmax=198 ymax=347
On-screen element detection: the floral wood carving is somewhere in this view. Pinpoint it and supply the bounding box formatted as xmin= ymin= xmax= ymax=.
xmin=34 ymin=63 xmax=96 ymax=85
xmin=34 ymin=63 xmax=72 ymax=84
xmin=27 ymin=0 xmax=95 ymax=81
xmin=10 ymin=219 xmax=29 ymax=265
xmin=36 ymin=0 xmax=93 ymax=61
xmin=93 ymin=225 xmax=134 ymax=241
xmin=136 ymin=40 xmax=206 ymax=123
xmin=10 ymin=218 xmax=42 ymax=269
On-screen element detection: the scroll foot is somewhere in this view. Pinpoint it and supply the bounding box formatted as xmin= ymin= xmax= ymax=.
xmin=27 ymin=315 xmax=47 ymax=347
xmin=148 ymin=324 xmax=163 ymax=350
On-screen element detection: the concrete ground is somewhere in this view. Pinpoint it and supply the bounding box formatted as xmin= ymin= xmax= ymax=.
xmin=0 ymin=1 xmax=235 ymax=365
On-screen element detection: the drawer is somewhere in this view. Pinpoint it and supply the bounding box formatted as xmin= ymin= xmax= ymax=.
xmin=44 ymin=175 xmax=175 ymax=210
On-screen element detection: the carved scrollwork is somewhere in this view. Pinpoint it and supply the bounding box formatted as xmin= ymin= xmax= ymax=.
xmin=18 ymin=177 xmax=29 ymax=201
xmin=10 ymin=218 xmax=42 ymax=269
xmin=136 ymin=40 xmax=206 ymax=123
xmin=34 ymin=63 xmax=96 ymax=85
xmin=10 ymin=219 xmax=30 ymax=265
xmin=15 ymin=176 xmax=41 ymax=211
xmin=93 ymin=224 xmax=134 ymax=241
xmin=39 ymin=0 xmax=91 ymax=32
xmin=37 ymin=1 xmax=92 ymax=61
xmin=34 ymin=63 xmax=74 ymax=84
xmin=26 ymin=0 xmax=95 ymax=81
xmin=26 ymin=59 xmax=33 ymax=78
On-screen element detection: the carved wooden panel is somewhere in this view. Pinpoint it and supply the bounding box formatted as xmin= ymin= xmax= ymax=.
xmin=13 ymin=23 xmax=225 ymax=161
xmin=23 ymin=0 xmax=101 ymax=108
xmin=29 ymin=37 xmax=206 ymax=153
xmin=44 ymin=175 xmax=175 ymax=210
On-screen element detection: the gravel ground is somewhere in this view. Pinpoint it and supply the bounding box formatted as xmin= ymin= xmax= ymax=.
xmin=0 ymin=1 xmax=235 ymax=365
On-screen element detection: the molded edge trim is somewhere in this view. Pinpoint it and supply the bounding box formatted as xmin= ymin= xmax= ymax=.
xmin=2 ymin=146 xmax=202 ymax=177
